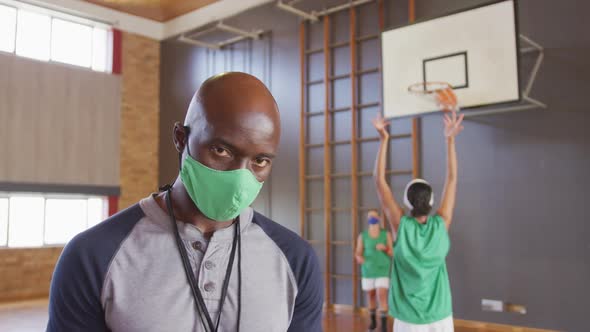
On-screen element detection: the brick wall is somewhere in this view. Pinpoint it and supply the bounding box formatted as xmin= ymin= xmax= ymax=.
xmin=0 ymin=248 xmax=62 ymax=302
xmin=0 ymin=32 xmax=160 ymax=303
xmin=119 ymin=32 xmax=161 ymax=209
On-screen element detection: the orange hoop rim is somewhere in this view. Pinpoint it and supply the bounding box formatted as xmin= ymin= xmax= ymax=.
xmin=407 ymin=81 xmax=453 ymax=95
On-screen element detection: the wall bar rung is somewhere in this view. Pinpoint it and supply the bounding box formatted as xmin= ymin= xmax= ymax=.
xmin=330 ymin=173 xmax=351 ymax=179
xmin=331 ymin=240 xmax=352 ymax=245
xmin=306 ymin=111 xmax=324 ymax=117
xmin=359 ymin=206 xmax=379 ymax=212
xmin=357 ymin=133 xmax=412 ymax=143
xmin=329 ymin=73 xmax=350 ymax=81
xmin=357 ymin=67 xmax=380 ymax=75
xmin=331 ymin=172 xmax=350 ymax=179
xmin=330 ymin=40 xmax=349 ymax=49
xmin=305 ymin=143 xmax=324 ymax=148
xmin=306 ymin=79 xmax=324 ymax=85
xmin=358 ymin=169 xmax=412 ymax=177
xmin=356 ymin=33 xmax=379 ymax=43
xmin=330 ymin=106 xmax=351 ymax=113
xmin=319 ymin=169 xmax=411 ymax=178
xmin=305 ymin=47 xmax=323 ymax=55
xmin=305 ymin=140 xmax=353 ymax=147
xmin=357 ymin=137 xmax=380 ymax=143
xmin=331 ymin=139 xmax=351 ymax=146
xmin=332 ymin=206 xmax=349 ymax=212
xmin=323 ymin=68 xmax=380 ymax=80
xmin=310 ymin=103 xmax=378 ymax=114
xmin=305 ymin=207 xmax=323 ymax=212
xmin=358 ymin=101 xmax=380 ymax=109
xmin=331 ymin=274 xmax=353 ymax=279
xmin=309 ymin=106 xmax=352 ymax=114
xmin=307 ymin=239 xmax=321 ymax=244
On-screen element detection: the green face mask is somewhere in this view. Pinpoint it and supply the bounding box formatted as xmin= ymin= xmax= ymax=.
xmin=179 ymin=142 xmax=264 ymax=222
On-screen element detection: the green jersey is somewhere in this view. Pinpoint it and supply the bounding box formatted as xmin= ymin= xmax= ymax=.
xmin=389 ymin=215 xmax=452 ymax=324
xmin=361 ymin=229 xmax=391 ymax=278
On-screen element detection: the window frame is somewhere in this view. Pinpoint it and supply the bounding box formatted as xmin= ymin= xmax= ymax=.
xmin=0 ymin=194 xmax=10 ymax=247
xmin=0 ymin=192 xmax=109 ymax=249
xmin=0 ymin=3 xmax=18 ymax=54
xmin=0 ymin=0 xmax=112 ymax=73
xmin=49 ymin=16 xmax=94 ymax=69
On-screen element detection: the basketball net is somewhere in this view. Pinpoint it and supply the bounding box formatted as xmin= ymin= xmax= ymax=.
xmin=407 ymin=81 xmax=460 ymax=112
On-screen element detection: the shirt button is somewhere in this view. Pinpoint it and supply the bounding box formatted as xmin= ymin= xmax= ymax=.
xmin=204 ymin=261 xmax=215 ymax=270
xmin=192 ymin=241 xmax=202 ymax=250
xmin=204 ymin=282 xmax=216 ymax=292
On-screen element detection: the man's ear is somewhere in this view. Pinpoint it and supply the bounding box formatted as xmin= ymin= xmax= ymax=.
xmin=173 ymin=122 xmax=187 ymax=153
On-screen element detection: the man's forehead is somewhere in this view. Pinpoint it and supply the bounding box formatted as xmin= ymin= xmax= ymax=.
xmin=186 ymin=72 xmax=278 ymax=123
xmin=202 ymin=112 xmax=278 ymax=144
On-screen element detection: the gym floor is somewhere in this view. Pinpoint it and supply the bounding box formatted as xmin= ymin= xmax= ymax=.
xmin=0 ymin=300 xmax=48 ymax=332
xmin=0 ymin=301 xmax=395 ymax=332
xmin=0 ymin=300 xmax=553 ymax=332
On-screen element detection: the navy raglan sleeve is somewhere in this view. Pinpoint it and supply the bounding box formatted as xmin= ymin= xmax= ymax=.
xmin=287 ymin=242 xmax=324 ymax=332
xmin=47 ymin=235 xmax=109 ymax=331
xmin=47 ymin=204 xmax=144 ymax=332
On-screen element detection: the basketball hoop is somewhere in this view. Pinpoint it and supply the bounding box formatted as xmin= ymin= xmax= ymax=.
xmin=407 ymin=81 xmax=452 ymax=95
xmin=407 ymin=81 xmax=460 ymax=112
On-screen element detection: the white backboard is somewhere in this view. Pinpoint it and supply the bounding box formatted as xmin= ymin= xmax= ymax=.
xmin=381 ymin=0 xmax=520 ymax=118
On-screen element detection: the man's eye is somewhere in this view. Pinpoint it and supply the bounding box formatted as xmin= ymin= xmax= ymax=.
xmin=254 ymin=158 xmax=270 ymax=168
xmin=212 ymin=146 xmax=230 ymax=157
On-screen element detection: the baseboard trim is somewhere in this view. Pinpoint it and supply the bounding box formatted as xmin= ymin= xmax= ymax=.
xmin=0 ymin=298 xmax=49 ymax=310
xmin=326 ymin=304 xmax=558 ymax=332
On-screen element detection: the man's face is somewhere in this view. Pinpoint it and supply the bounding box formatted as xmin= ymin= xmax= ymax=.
xmin=176 ymin=108 xmax=280 ymax=183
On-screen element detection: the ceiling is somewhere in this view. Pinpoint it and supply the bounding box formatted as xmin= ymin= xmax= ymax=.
xmin=83 ymin=0 xmax=220 ymax=22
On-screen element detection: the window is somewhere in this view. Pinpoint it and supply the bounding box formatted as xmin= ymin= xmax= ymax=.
xmin=44 ymin=198 xmax=88 ymax=245
xmin=15 ymin=10 xmax=51 ymax=61
xmin=0 ymin=1 xmax=112 ymax=72
xmin=87 ymin=198 xmax=106 ymax=228
xmin=0 ymin=193 xmax=108 ymax=248
xmin=51 ymin=18 xmax=92 ymax=68
xmin=8 ymin=196 xmax=45 ymax=247
xmin=92 ymin=27 xmax=109 ymax=72
xmin=0 ymin=5 xmax=16 ymax=53
xmin=0 ymin=198 xmax=8 ymax=246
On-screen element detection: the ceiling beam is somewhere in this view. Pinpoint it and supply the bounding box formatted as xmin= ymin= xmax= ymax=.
xmin=17 ymin=0 xmax=273 ymax=41
xmin=162 ymin=0 xmax=273 ymax=39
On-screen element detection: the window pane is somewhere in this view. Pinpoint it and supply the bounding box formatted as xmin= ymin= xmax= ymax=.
xmin=0 ymin=198 xmax=8 ymax=246
xmin=44 ymin=198 xmax=87 ymax=245
xmin=15 ymin=10 xmax=50 ymax=61
xmin=87 ymin=197 xmax=106 ymax=228
xmin=51 ymin=18 xmax=92 ymax=68
xmin=0 ymin=5 xmax=16 ymax=53
xmin=92 ymin=27 xmax=109 ymax=72
xmin=8 ymin=196 xmax=44 ymax=247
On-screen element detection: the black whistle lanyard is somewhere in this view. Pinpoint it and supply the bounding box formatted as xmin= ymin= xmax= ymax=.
xmin=165 ymin=189 xmax=242 ymax=332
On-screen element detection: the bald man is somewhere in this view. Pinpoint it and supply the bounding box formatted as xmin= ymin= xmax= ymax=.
xmin=47 ymin=73 xmax=323 ymax=332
